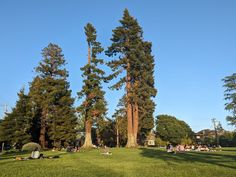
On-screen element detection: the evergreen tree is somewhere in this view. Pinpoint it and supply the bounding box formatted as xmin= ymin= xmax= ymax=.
xmin=77 ymin=23 xmax=107 ymax=148
xmin=30 ymin=43 xmax=77 ymax=148
xmin=106 ymin=9 xmax=156 ymax=147
xmin=13 ymin=88 xmax=32 ymax=148
xmin=0 ymin=88 xmax=31 ymax=148
xmin=137 ymin=41 xmax=157 ymax=145
xmin=0 ymin=112 xmax=16 ymax=146
xmin=223 ymin=73 xmax=236 ymax=127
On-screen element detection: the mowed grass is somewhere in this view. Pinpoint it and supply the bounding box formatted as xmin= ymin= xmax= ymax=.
xmin=0 ymin=147 xmax=236 ymax=177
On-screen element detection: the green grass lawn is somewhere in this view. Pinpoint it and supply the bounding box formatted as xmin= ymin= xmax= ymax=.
xmin=0 ymin=147 xmax=236 ymax=177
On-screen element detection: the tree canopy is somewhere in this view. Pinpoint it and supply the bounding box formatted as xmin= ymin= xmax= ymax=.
xmin=156 ymin=115 xmax=194 ymax=145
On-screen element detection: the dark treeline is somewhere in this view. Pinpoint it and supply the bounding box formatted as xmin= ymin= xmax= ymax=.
xmin=0 ymin=9 xmax=157 ymax=149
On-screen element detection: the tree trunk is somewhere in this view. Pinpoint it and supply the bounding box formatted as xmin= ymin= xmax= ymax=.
xmin=133 ymin=101 xmax=139 ymax=144
xmin=116 ymin=123 xmax=119 ymax=148
xmin=82 ymin=45 xmax=93 ymax=148
xmin=126 ymin=61 xmax=136 ymax=147
xmin=96 ymin=127 xmax=101 ymax=146
xmin=83 ymin=119 xmax=93 ymax=148
xmin=39 ymin=124 xmax=46 ymax=149
xmin=88 ymin=47 xmax=91 ymax=64
xmin=39 ymin=110 xmax=46 ymax=149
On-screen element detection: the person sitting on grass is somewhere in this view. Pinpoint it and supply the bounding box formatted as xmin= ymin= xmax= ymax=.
xmin=15 ymin=147 xmax=41 ymax=160
xmin=101 ymin=145 xmax=112 ymax=155
xmin=30 ymin=147 xmax=40 ymax=159
xmin=166 ymin=144 xmax=173 ymax=153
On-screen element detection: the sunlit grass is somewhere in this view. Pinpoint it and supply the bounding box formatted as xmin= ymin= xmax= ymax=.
xmin=0 ymin=147 xmax=235 ymax=177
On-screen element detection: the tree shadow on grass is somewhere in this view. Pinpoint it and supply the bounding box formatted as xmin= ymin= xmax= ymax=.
xmin=0 ymin=152 xmax=123 ymax=177
xmin=0 ymin=150 xmax=68 ymax=161
xmin=0 ymin=151 xmax=30 ymax=160
xmin=220 ymin=149 xmax=236 ymax=152
xmin=139 ymin=148 xmax=236 ymax=170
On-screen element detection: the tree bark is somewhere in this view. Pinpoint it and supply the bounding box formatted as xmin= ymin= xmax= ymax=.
xmin=126 ymin=72 xmax=136 ymax=147
xmin=39 ymin=109 xmax=47 ymax=149
xmin=133 ymin=101 xmax=139 ymax=144
xmin=83 ymin=119 xmax=93 ymax=148
xmin=82 ymin=45 xmax=93 ymax=148
xmin=116 ymin=121 xmax=119 ymax=148
xmin=88 ymin=47 xmax=91 ymax=64
xmin=39 ymin=121 xmax=46 ymax=149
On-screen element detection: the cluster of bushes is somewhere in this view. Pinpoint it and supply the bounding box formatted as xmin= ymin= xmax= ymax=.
xmin=219 ymin=132 xmax=236 ymax=147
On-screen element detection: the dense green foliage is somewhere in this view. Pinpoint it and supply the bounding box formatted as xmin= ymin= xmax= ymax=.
xmin=137 ymin=41 xmax=157 ymax=145
xmin=223 ymin=73 xmax=236 ymax=127
xmin=0 ymin=89 xmax=31 ymax=148
xmin=0 ymin=148 xmax=236 ymax=177
xmin=156 ymin=115 xmax=194 ymax=145
xmin=219 ymin=132 xmax=236 ymax=147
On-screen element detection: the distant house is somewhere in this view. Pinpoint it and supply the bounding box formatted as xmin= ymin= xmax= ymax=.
xmin=196 ymin=129 xmax=225 ymax=139
xmin=145 ymin=131 xmax=156 ymax=146
xmin=195 ymin=129 xmax=225 ymax=145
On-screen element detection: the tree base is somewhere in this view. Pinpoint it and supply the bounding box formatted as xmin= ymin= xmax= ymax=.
xmin=126 ymin=134 xmax=137 ymax=148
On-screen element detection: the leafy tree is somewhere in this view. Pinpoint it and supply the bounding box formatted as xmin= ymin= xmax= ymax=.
xmin=156 ymin=115 xmax=194 ymax=145
xmin=223 ymin=73 xmax=236 ymax=126
xmin=155 ymin=137 xmax=167 ymax=147
xmin=30 ymin=43 xmax=77 ymax=148
xmin=106 ymin=9 xmax=156 ymax=147
xmin=219 ymin=132 xmax=236 ymax=147
xmin=77 ymin=23 xmax=107 ymax=148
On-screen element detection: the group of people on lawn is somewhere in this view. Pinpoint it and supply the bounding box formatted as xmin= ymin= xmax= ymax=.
xmin=166 ymin=144 xmax=221 ymax=153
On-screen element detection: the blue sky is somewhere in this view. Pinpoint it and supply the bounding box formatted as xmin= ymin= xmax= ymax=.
xmin=0 ymin=0 xmax=235 ymax=132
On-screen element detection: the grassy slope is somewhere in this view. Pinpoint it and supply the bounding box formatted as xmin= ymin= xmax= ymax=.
xmin=0 ymin=148 xmax=235 ymax=177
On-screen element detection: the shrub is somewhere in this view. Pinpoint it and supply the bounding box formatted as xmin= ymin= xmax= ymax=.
xmin=22 ymin=142 xmax=41 ymax=151
xmin=155 ymin=137 xmax=167 ymax=147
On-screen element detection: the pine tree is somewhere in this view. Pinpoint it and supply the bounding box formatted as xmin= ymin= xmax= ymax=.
xmin=0 ymin=88 xmax=32 ymax=148
xmin=30 ymin=43 xmax=77 ymax=148
xmin=137 ymin=41 xmax=157 ymax=144
xmin=0 ymin=112 xmax=16 ymax=146
xmin=223 ymin=73 xmax=236 ymax=126
xmin=77 ymin=23 xmax=107 ymax=148
xmin=13 ymin=88 xmax=32 ymax=148
xmin=106 ymin=9 xmax=156 ymax=147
